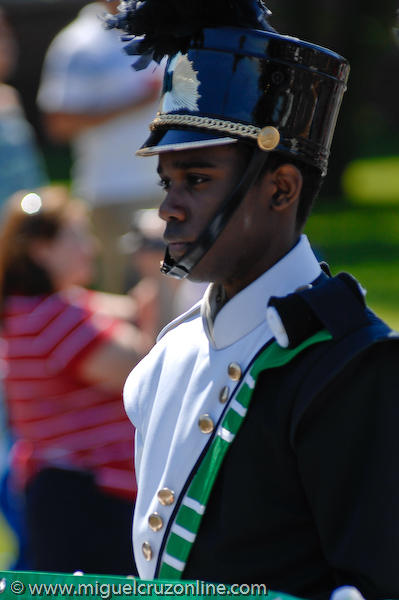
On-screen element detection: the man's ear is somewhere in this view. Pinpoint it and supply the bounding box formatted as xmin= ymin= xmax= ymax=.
xmin=270 ymin=164 xmax=303 ymax=211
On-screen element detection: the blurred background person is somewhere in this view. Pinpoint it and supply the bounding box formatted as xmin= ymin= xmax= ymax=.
xmin=120 ymin=209 xmax=208 ymax=343
xmin=36 ymin=0 xmax=163 ymax=294
xmin=0 ymin=186 xmax=152 ymax=574
xmin=0 ymin=7 xmax=47 ymax=208
xmin=0 ymin=7 xmax=48 ymax=568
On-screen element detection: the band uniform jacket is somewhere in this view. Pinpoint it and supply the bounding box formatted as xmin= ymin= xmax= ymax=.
xmin=124 ymin=236 xmax=399 ymax=600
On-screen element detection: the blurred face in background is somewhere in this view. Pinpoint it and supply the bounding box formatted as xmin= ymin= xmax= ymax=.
xmin=31 ymin=210 xmax=97 ymax=291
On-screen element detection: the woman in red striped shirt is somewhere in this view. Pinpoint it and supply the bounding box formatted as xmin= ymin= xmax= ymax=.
xmin=0 ymin=187 xmax=151 ymax=574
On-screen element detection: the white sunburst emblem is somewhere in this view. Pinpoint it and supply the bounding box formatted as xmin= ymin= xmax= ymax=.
xmin=161 ymin=53 xmax=202 ymax=113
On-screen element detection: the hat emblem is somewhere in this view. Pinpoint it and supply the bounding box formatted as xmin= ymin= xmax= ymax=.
xmin=161 ymin=53 xmax=202 ymax=114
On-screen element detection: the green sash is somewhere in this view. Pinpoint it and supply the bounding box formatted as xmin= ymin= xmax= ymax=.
xmin=159 ymin=330 xmax=332 ymax=579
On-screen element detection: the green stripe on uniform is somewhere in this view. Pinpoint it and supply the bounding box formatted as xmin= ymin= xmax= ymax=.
xmin=250 ymin=330 xmax=332 ymax=378
xmin=165 ymin=533 xmax=192 ymax=561
xmin=187 ymin=436 xmax=229 ymax=502
xmin=222 ymin=407 xmax=244 ymax=435
xmin=175 ymin=506 xmax=202 ymax=532
xmin=235 ymin=384 xmax=253 ymax=407
xmin=159 ymin=563 xmax=182 ymax=579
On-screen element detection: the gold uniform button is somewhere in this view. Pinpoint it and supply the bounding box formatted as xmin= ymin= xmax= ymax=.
xmin=228 ymin=362 xmax=242 ymax=381
xmin=198 ymin=414 xmax=214 ymax=434
xmin=142 ymin=542 xmax=153 ymax=561
xmin=219 ymin=386 xmax=229 ymax=403
xmin=148 ymin=513 xmax=163 ymax=532
xmin=157 ymin=488 xmax=175 ymax=506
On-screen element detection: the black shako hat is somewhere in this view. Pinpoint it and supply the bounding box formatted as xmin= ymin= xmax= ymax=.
xmin=137 ymin=27 xmax=349 ymax=176
xmin=107 ymin=0 xmax=349 ymax=176
xmin=107 ymin=0 xmax=350 ymax=278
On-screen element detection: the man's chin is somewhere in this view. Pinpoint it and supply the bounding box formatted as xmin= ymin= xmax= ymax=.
xmin=166 ymin=243 xmax=217 ymax=284
xmin=185 ymin=260 xmax=214 ymax=284
xmin=168 ymin=242 xmax=191 ymax=261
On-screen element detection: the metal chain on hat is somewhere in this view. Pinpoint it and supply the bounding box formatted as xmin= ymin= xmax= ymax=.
xmin=150 ymin=114 xmax=261 ymax=141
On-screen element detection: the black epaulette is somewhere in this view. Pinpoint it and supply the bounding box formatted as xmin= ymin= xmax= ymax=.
xmin=264 ymin=268 xmax=399 ymax=444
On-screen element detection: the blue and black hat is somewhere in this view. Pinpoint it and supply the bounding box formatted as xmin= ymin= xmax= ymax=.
xmin=138 ymin=29 xmax=348 ymax=178
xmin=108 ymin=0 xmax=349 ymax=176
xmin=107 ymin=0 xmax=350 ymax=278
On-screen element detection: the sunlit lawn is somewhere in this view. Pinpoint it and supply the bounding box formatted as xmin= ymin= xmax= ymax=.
xmin=0 ymin=513 xmax=17 ymax=570
xmin=305 ymin=200 xmax=399 ymax=330
xmin=342 ymin=156 xmax=399 ymax=206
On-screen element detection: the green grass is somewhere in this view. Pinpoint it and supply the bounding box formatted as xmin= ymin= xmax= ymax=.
xmin=0 ymin=513 xmax=17 ymax=569
xmin=305 ymin=201 xmax=399 ymax=330
xmin=342 ymin=157 xmax=399 ymax=205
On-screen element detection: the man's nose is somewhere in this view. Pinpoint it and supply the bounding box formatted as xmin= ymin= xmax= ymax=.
xmin=158 ymin=188 xmax=186 ymax=223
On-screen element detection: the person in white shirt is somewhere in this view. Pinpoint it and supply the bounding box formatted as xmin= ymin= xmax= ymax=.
xmin=37 ymin=1 xmax=164 ymax=292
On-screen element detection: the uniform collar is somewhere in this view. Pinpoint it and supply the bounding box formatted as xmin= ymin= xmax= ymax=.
xmin=201 ymin=234 xmax=322 ymax=349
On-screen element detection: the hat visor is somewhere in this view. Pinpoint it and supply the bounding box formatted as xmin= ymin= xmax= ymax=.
xmin=136 ymin=129 xmax=238 ymax=157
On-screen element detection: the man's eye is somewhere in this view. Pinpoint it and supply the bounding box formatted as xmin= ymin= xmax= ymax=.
xmin=158 ymin=178 xmax=170 ymax=190
xmin=187 ymin=174 xmax=208 ymax=186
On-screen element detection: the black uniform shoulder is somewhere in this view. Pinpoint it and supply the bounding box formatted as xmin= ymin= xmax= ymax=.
xmin=262 ymin=270 xmax=399 ymax=444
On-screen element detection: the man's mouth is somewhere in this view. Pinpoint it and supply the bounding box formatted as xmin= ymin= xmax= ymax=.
xmin=167 ymin=241 xmax=191 ymax=259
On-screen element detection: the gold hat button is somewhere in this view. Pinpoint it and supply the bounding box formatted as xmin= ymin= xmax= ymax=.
xmin=148 ymin=513 xmax=163 ymax=532
xmin=219 ymin=386 xmax=229 ymax=404
xmin=257 ymin=126 xmax=280 ymax=151
xmin=157 ymin=488 xmax=175 ymax=506
xmin=198 ymin=414 xmax=214 ymax=434
xmin=142 ymin=542 xmax=153 ymax=561
xmin=228 ymin=362 xmax=242 ymax=381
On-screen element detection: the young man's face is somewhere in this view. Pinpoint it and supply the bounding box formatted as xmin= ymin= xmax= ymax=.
xmin=157 ymin=144 xmax=299 ymax=298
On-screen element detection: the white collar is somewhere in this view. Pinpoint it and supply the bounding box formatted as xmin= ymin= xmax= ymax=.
xmin=201 ymin=234 xmax=322 ymax=349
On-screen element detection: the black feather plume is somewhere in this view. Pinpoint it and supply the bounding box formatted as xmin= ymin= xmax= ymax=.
xmin=105 ymin=0 xmax=275 ymax=69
